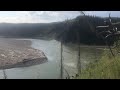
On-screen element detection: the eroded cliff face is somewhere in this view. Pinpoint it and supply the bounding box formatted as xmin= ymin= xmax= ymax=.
xmin=0 ymin=38 xmax=47 ymax=69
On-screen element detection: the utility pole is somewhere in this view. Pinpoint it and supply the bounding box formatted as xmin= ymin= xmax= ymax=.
xmin=3 ymin=69 xmax=7 ymax=79
xmin=60 ymin=41 xmax=63 ymax=79
xmin=77 ymin=32 xmax=81 ymax=74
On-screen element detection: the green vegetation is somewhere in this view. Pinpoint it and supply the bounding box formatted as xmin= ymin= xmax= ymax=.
xmin=0 ymin=15 xmax=120 ymax=45
xmin=75 ymin=42 xmax=120 ymax=79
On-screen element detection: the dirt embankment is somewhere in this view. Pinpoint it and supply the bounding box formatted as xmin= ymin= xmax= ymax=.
xmin=0 ymin=38 xmax=47 ymax=69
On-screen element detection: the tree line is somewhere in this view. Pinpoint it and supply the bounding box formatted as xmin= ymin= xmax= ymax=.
xmin=0 ymin=15 xmax=120 ymax=45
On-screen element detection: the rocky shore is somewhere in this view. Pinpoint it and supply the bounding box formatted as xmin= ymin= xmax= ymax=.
xmin=0 ymin=38 xmax=47 ymax=69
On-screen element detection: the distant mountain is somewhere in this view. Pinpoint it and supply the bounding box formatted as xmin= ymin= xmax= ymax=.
xmin=0 ymin=15 xmax=120 ymax=45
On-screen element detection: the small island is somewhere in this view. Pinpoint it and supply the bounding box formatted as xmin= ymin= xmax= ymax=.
xmin=0 ymin=38 xmax=48 ymax=69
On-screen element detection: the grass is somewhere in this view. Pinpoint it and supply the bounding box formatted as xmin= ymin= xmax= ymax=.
xmin=75 ymin=47 xmax=120 ymax=79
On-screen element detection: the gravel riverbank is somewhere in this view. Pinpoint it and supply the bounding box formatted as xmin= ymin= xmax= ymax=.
xmin=0 ymin=38 xmax=47 ymax=69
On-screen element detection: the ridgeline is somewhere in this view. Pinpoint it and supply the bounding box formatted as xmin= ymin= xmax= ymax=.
xmin=0 ymin=15 xmax=120 ymax=45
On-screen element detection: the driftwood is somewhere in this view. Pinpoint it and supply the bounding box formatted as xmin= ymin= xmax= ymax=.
xmin=80 ymin=11 xmax=120 ymax=57
xmin=95 ymin=13 xmax=120 ymax=57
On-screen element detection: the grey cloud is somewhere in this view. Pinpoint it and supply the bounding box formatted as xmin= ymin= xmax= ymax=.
xmin=24 ymin=11 xmax=120 ymax=23
xmin=28 ymin=11 xmax=80 ymax=23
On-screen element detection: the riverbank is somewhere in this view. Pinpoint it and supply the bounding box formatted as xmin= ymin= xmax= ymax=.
xmin=0 ymin=39 xmax=105 ymax=79
xmin=75 ymin=48 xmax=120 ymax=79
xmin=0 ymin=38 xmax=47 ymax=69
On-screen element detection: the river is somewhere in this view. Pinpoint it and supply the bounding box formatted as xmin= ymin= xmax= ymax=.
xmin=0 ymin=39 xmax=104 ymax=79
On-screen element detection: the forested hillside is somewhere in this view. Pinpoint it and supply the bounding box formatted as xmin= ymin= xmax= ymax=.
xmin=0 ymin=15 xmax=120 ymax=45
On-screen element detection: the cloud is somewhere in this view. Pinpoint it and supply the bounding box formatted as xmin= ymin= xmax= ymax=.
xmin=29 ymin=11 xmax=80 ymax=23
xmin=0 ymin=11 xmax=120 ymax=23
xmin=84 ymin=11 xmax=120 ymax=17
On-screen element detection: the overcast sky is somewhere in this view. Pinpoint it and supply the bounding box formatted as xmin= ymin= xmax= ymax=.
xmin=0 ymin=11 xmax=120 ymax=23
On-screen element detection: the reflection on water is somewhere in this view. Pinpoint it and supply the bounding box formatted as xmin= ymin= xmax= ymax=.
xmin=0 ymin=39 xmax=104 ymax=79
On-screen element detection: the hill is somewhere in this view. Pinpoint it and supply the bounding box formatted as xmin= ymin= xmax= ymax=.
xmin=0 ymin=15 xmax=120 ymax=45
